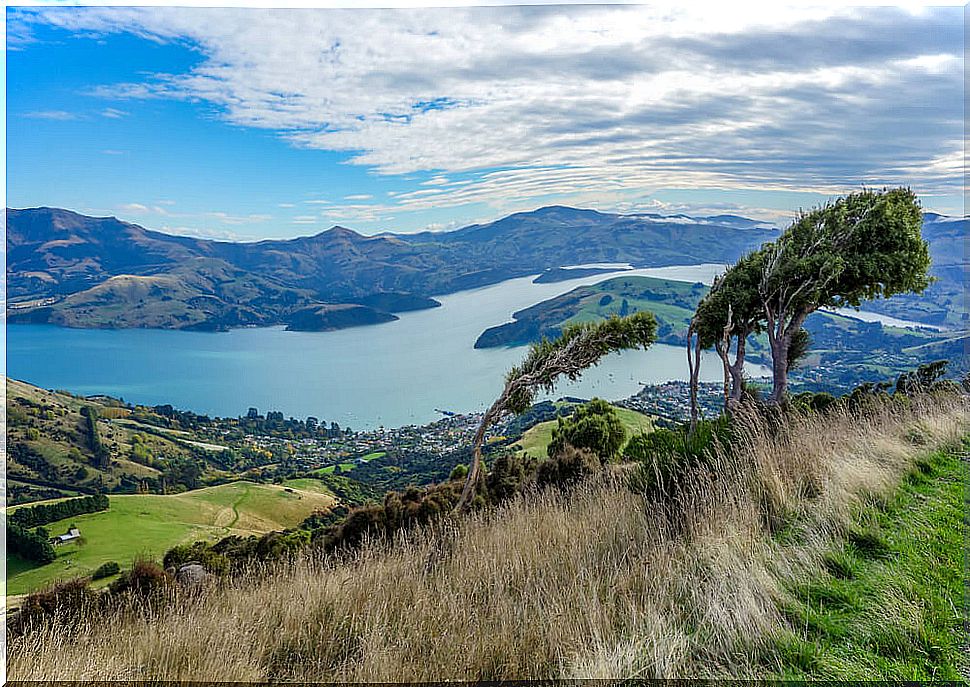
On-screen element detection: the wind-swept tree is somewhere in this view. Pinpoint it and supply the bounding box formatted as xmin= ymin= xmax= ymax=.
xmin=455 ymin=312 xmax=657 ymax=511
xmin=687 ymin=248 xmax=767 ymax=423
xmin=759 ymin=187 xmax=930 ymax=404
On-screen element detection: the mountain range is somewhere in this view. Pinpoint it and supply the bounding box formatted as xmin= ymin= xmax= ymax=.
xmin=6 ymin=206 xmax=779 ymax=331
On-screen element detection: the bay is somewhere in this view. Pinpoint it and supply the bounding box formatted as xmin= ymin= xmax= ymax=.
xmin=7 ymin=263 xmax=765 ymax=429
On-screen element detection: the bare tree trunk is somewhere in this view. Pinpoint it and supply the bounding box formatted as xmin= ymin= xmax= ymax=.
xmin=456 ymin=397 xmax=504 ymax=512
xmin=768 ymin=332 xmax=792 ymax=406
xmin=718 ymin=305 xmax=733 ymax=412
xmin=687 ymin=322 xmax=702 ymax=430
xmin=727 ymin=334 xmax=746 ymax=409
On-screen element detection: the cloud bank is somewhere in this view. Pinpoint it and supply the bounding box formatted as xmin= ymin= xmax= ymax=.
xmin=11 ymin=5 xmax=963 ymax=224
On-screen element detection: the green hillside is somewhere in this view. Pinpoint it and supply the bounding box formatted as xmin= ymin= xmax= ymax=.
xmin=513 ymin=405 xmax=653 ymax=460
xmin=5 ymin=378 xmax=222 ymax=504
xmin=6 ymin=481 xmax=336 ymax=595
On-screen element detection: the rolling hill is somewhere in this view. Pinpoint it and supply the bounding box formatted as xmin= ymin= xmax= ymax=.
xmin=7 ymin=206 xmax=777 ymax=331
xmin=473 ymin=275 xmax=969 ymax=391
xmin=5 ymin=378 xmax=233 ymax=504
xmin=5 ymin=481 xmax=337 ymax=595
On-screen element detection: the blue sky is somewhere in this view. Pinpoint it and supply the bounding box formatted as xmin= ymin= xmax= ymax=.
xmin=6 ymin=5 xmax=964 ymax=240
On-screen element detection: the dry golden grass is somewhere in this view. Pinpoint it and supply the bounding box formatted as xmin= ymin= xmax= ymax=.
xmin=8 ymin=392 xmax=968 ymax=681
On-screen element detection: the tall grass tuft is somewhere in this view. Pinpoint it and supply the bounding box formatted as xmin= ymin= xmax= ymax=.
xmin=8 ymin=392 xmax=968 ymax=681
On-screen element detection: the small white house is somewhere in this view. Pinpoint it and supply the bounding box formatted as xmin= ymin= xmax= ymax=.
xmin=52 ymin=528 xmax=81 ymax=545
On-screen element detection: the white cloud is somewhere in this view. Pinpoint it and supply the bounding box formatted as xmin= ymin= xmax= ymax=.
xmin=206 ymin=211 xmax=273 ymax=225
xmin=159 ymin=224 xmax=246 ymax=241
xmin=24 ymin=110 xmax=79 ymax=121
xmin=343 ymin=194 xmax=373 ymax=201
xmin=100 ymin=107 xmax=129 ymax=118
xmin=14 ymin=5 xmax=963 ymax=219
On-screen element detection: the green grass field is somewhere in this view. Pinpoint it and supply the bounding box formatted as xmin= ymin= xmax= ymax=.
xmin=5 ymin=481 xmax=336 ymax=596
xmin=514 ymin=406 xmax=653 ymax=460
xmin=767 ymin=439 xmax=969 ymax=680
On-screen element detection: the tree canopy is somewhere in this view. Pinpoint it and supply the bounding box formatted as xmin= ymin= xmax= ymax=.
xmin=759 ymin=187 xmax=929 ymax=403
xmin=547 ymin=398 xmax=626 ymax=464
xmin=456 ymin=312 xmax=657 ymax=511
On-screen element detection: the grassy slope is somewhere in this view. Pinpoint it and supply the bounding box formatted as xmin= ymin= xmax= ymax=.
xmin=6 ymin=397 xmax=967 ymax=682
xmin=5 ymin=481 xmax=336 ymax=595
xmin=5 ymin=379 xmax=195 ymax=500
xmin=514 ymin=406 xmax=653 ymax=460
xmin=767 ymin=439 xmax=969 ymax=680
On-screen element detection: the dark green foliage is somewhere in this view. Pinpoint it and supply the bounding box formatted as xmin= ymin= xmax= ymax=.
xmin=7 ymin=522 xmax=57 ymax=564
xmin=108 ymin=558 xmax=174 ymax=597
xmin=91 ymin=561 xmax=121 ymax=580
xmin=786 ymin=328 xmax=812 ymax=371
xmin=299 ymin=505 xmax=351 ymax=531
xmin=485 ymin=452 xmax=535 ymax=503
xmin=161 ymin=455 xmax=204 ymax=491
xmin=448 ymin=463 xmax=468 ymax=481
xmin=504 ymin=312 xmax=657 ymax=414
xmin=9 ymin=494 xmax=109 ymax=528
xmin=693 ymin=249 xmax=767 ymax=349
xmin=895 ymin=359 xmax=948 ymax=395
xmin=846 ymin=380 xmax=894 ymax=409
xmin=19 ymin=577 xmax=98 ymax=628
xmin=791 ymin=391 xmax=837 ymax=414
xmin=319 ymin=480 xmax=465 ymax=552
xmin=535 ymin=444 xmax=600 ymax=489
xmin=547 ymin=398 xmax=626 ymax=464
xmin=759 ymin=188 xmax=930 ymax=402
xmin=80 ymin=406 xmax=110 ymax=469
xmin=163 ymin=541 xmax=230 ymax=576
xmin=624 ymin=417 xmax=730 ymax=496
xmin=203 ymin=529 xmax=312 ymax=570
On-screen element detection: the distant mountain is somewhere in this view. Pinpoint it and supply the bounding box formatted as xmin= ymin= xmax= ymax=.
xmin=7 ymin=205 xmax=779 ymax=331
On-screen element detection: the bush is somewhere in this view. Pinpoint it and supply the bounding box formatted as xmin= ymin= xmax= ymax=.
xmin=624 ymin=431 xmax=686 ymax=497
xmin=895 ymin=359 xmax=948 ymax=396
xmin=547 ymin=398 xmax=626 ymax=464
xmin=91 ymin=561 xmax=121 ymax=580
xmin=623 ymin=418 xmax=731 ymax=497
xmin=20 ymin=577 xmax=98 ymax=627
xmin=7 ymin=523 xmax=57 ymax=564
xmin=109 ymin=558 xmax=174 ymax=597
xmin=486 ymin=451 xmax=535 ymax=503
xmin=449 ymin=463 xmax=468 ymax=481
xmin=319 ymin=480 xmax=464 ymax=552
xmin=536 ymin=444 xmax=600 ymax=489
xmin=791 ymin=391 xmax=837 ymax=414
xmin=162 ymin=541 xmax=230 ymax=576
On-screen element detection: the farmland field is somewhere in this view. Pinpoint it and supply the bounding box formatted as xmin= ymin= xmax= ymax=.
xmin=5 ymin=481 xmax=336 ymax=595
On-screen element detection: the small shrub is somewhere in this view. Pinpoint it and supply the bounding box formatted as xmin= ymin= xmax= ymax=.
xmin=109 ymin=558 xmax=175 ymax=597
xmin=163 ymin=541 xmax=230 ymax=577
xmin=448 ymin=463 xmax=468 ymax=481
xmin=791 ymin=391 xmax=837 ymax=414
xmin=547 ymin=398 xmax=626 ymax=464
xmin=19 ymin=577 xmax=98 ymax=627
xmin=91 ymin=561 xmax=121 ymax=580
xmin=535 ymin=444 xmax=600 ymax=489
xmin=485 ymin=451 xmax=534 ymax=503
